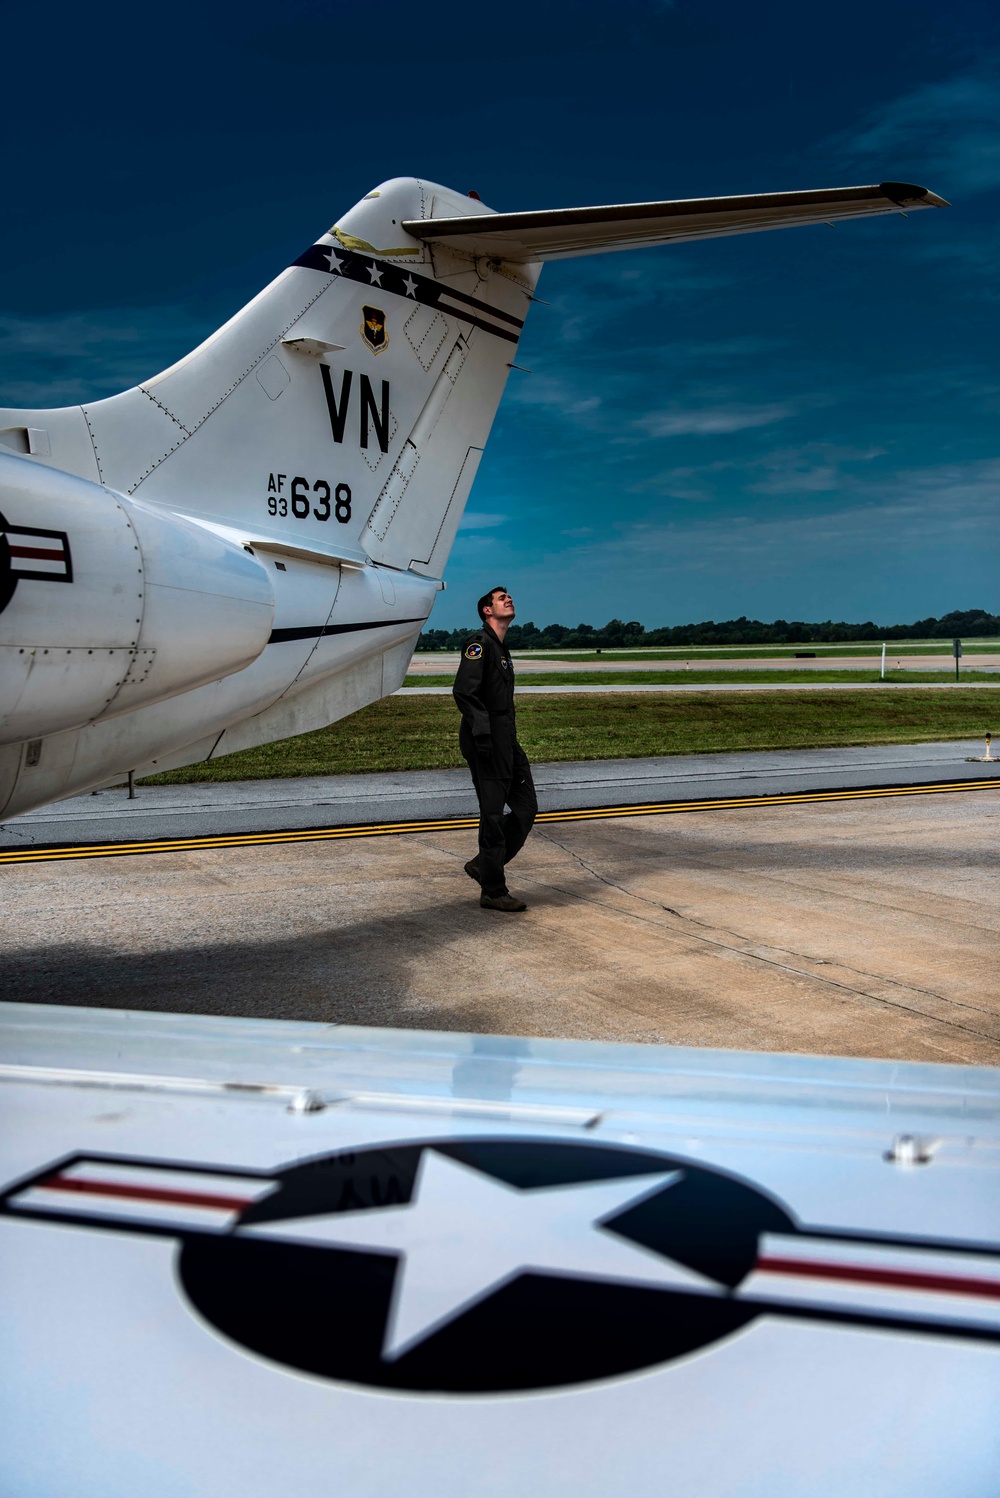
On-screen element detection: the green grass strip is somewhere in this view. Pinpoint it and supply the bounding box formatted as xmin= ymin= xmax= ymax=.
xmin=140 ymin=689 xmax=999 ymax=785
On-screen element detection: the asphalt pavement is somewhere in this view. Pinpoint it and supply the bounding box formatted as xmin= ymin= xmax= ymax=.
xmin=2 ymin=740 xmax=997 ymax=849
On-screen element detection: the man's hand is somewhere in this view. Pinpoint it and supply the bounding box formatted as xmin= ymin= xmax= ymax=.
xmin=475 ymin=736 xmax=492 ymax=761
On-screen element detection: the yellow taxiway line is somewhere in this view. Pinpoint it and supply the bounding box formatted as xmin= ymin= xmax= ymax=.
xmin=0 ymin=778 xmax=997 ymax=866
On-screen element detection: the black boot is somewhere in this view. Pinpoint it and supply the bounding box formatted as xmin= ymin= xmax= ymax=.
xmin=480 ymin=892 xmax=527 ymax=912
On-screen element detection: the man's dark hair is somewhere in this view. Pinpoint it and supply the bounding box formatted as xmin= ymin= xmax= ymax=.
xmin=477 ymin=586 xmax=507 ymax=622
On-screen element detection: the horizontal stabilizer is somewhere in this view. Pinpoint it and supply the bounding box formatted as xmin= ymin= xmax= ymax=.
xmin=403 ymin=182 xmax=947 ymax=263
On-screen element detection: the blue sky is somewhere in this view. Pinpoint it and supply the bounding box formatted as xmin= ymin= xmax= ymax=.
xmin=2 ymin=0 xmax=998 ymax=630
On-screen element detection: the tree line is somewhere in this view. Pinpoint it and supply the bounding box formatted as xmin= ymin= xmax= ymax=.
xmin=418 ymin=608 xmax=1000 ymax=651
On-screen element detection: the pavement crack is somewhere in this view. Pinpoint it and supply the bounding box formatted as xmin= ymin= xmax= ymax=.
xmin=534 ymin=829 xmax=649 ymax=903
xmin=525 ymin=849 xmax=1000 ymax=1047
xmin=639 ymin=848 xmax=1000 ymax=937
xmin=536 ymin=833 xmax=999 ymax=1024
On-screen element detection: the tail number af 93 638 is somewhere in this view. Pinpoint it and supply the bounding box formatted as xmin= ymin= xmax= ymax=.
xmin=266 ymin=473 xmax=351 ymax=524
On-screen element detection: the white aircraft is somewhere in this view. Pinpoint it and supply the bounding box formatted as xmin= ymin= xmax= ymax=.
xmin=1 ymin=1003 xmax=998 ymax=1495
xmin=0 ymin=176 xmax=945 ymax=819
xmin=4 ymin=178 xmax=999 ymax=1494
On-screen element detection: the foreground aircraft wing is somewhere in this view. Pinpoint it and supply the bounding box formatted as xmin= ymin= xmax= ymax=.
xmin=403 ymin=180 xmax=947 ymax=261
xmin=1 ymin=1000 xmax=998 ymax=1495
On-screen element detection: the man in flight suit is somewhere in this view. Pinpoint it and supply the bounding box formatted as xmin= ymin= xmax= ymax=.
xmin=453 ymin=586 xmax=538 ymax=911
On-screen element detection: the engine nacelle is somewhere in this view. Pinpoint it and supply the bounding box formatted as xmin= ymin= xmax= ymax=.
xmin=0 ymin=452 xmax=274 ymax=745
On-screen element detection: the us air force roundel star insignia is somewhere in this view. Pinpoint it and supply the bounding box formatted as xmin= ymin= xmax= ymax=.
xmin=0 ymin=509 xmax=73 ymax=617
xmin=5 ymin=1138 xmax=1000 ymax=1396
xmin=464 ymin=642 xmax=483 ymax=660
xmin=361 ymin=305 xmax=388 ymax=354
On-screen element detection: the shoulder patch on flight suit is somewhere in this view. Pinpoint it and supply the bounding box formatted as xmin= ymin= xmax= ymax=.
xmin=464 ymin=643 xmax=483 ymax=660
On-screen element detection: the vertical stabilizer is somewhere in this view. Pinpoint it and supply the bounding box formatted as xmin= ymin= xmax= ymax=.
xmin=1 ymin=179 xmax=536 ymax=582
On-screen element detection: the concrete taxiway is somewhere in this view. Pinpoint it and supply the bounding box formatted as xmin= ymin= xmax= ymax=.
xmin=1 ymin=741 xmax=997 ymax=849
xmin=2 ymin=775 xmax=998 ymax=1068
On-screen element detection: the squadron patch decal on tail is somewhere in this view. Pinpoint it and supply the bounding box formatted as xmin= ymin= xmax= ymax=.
xmin=361 ymin=306 xmax=389 ymax=355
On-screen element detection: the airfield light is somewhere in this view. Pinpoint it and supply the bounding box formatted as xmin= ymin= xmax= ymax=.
xmin=966 ymin=732 xmax=993 ymax=763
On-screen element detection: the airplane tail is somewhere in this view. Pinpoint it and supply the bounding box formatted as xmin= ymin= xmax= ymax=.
xmin=0 ymin=178 xmax=944 ymax=584
xmin=1 ymin=178 xmax=533 ymax=583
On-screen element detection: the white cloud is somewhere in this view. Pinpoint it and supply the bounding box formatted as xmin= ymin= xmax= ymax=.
xmin=636 ymin=403 xmax=793 ymax=437
xmin=458 ymin=512 xmax=506 ymax=530
xmin=439 ymin=450 xmax=1000 ymax=628
xmin=541 ymin=456 xmax=1000 ymax=582
xmin=506 ymin=339 xmax=802 ymax=449
xmin=506 ymin=374 xmax=604 ymax=418
xmin=533 ymin=254 xmax=735 ymax=350
xmin=0 ymin=307 xmax=213 ymax=407
xmin=745 ymin=442 xmax=887 ymax=496
xmin=843 ymin=64 xmax=1000 ymax=195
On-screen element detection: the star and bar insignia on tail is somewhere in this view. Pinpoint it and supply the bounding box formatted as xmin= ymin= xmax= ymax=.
xmin=0 ymin=512 xmax=73 ymax=616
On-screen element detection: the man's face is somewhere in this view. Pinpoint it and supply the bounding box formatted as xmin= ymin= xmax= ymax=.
xmin=485 ymin=589 xmax=515 ymax=623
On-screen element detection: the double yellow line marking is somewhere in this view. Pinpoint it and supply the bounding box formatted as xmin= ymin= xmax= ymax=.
xmin=0 ymin=777 xmax=996 ymax=866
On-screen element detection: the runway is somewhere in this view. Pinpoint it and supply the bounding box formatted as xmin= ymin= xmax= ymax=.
xmin=3 ymin=779 xmax=998 ymax=1068
xmin=408 ymin=652 xmax=1000 ymax=674
xmin=2 ymin=740 xmax=996 ymax=854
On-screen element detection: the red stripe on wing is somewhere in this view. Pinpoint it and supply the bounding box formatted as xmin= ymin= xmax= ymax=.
xmin=757 ymin=1254 xmax=1000 ymax=1301
xmin=39 ymin=1174 xmax=255 ymax=1213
